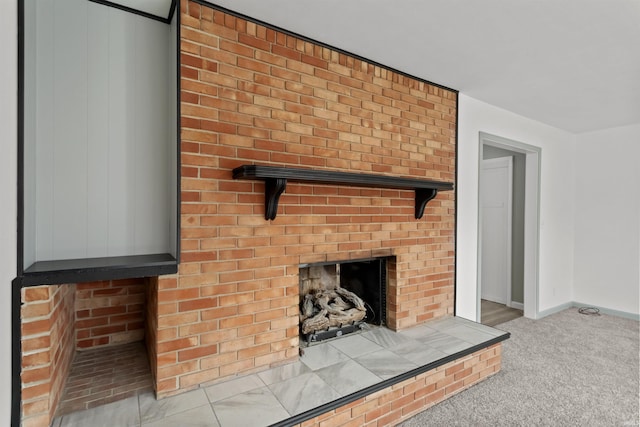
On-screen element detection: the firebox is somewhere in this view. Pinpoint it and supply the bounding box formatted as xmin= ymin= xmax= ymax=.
xmin=299 ymin=257 xmax=387 ymax=344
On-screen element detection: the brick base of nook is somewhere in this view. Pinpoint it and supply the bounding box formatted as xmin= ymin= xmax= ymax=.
xmin=20 ymin=280 xmax=148 ymax=427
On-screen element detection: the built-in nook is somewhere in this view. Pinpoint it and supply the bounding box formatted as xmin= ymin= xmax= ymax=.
xmin=18 ymin=0 xmax=178 ymax=424
xmin=19 ymin=0 xmax=179 ymax=285
xmin=20 ymin=279 xmax=157 ymax=422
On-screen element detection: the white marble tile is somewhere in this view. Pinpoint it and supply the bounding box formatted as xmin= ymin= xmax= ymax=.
xmin=204 ymin=374 xmax=265 ymax=403
xmin=425 ymin=316 xmax=464 ymax=332
xmin=299 ymin=342 xmax=350 ymax=371
xmin=212 ymin=386 xmax=290 ymax=427
xmin=315 ymin=359 xmax=382 ymax=396
xmin=445 ymin=324 xmax=497 ymax=345
xmin=403 ymin=318 xmax=502 ymax=348
xmin=419 ymin=331 xmax=472 ymax=355
xmin=391 ymin=341 xmax=448 ymax=366
xmin=268 ymin=372 xmax=341 ymax=415
xmin=139 ymin=389 xmax=210 ymax=423
xmin=355 ymin=349 xmax=417 ymax=380
xmin=59 ymin=395 xmax=140 ymax=427
xmin=53 ymin=316 xmax=504 ymax=427
xmin=329 ymin=333 xmax=384 ymax=358
xmin=456 ymin=317 xmax=507 ymax=337
xmin=258 ymin=361 xmax=311 ymax=385
xmin=398 ymin=324 xmax=438 ymax=341
xmin=360 ymin=327 xmax=417 ymax=349
xmin=141 ymin=404 xmax=219 ymax=427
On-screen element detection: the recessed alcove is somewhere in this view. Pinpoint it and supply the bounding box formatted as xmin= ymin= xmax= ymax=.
xmin=20 ymin=0 xmax=179 ymax=285
xmin=18 ymin=1 xmax=179 ymax=425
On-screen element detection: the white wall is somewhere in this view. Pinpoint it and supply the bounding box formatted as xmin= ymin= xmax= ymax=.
xmin=0 ymin=0 xmax=17 ymax=422
xmin=573 ymin=124 xmax=640 ymax=315
xmin=456 ymin=94 xmax=577 ymax=321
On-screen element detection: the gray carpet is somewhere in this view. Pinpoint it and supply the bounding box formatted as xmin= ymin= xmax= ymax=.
xmin=399 ymin=308 xmax=640 ymax=426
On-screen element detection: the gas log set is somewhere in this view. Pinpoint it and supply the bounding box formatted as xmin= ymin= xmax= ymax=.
xmin=300 ymin=287 xmax=367 ymax=335
xmin=298 ymin=263 xmax=375 ymax=344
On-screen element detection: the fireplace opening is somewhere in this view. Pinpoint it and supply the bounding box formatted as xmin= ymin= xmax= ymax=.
xmin=299 ymin=257 xmax=387 ymax=344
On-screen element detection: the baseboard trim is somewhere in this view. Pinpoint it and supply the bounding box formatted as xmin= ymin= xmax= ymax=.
xmin=537 ymin=302 xmax=574 ymax=319
xmin=509 ymin=301 xmax=524 ymax=311
xmin=538 ymin=302 xmax=639 ymax=321
xmin=572 ymin=302 xmax=640 ymax=321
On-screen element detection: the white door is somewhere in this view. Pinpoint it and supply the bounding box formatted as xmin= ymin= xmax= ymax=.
xmin=480 ymin=157 xmax=513 ymax=305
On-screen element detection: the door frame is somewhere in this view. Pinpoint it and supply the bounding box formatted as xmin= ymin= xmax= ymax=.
xmin=477 ymin=132 xmax=541 ymax=320
xmin=480 ymin=156 xmax=513 ymax=307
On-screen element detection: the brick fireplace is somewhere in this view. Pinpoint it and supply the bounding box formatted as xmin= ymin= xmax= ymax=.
xmin=19 ymin=1 xmax=507 ymax=426
xmin=151 ymin=0 xmax=456 ymax=396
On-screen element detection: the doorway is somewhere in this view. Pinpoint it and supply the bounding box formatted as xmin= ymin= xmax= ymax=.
xmin=478 ymin=133 xmax=541 ymax=322
xmin=480 ymin=156 xmax=513 ymax=306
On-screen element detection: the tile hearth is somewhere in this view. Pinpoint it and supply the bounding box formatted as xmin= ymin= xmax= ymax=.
xmin=52 ymin=317 xmax=507 ymax=427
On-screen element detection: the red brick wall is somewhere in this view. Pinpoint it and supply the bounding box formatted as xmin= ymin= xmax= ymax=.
xmin=75 ymin=279 xmax=147 ymax=349
xmin=21 ymin=285 xmax=75 ymax=427
xmin=21 ymin=278 xmax=148 ymax=426
xmin=152 ymin=0 xmax=457 ymax=397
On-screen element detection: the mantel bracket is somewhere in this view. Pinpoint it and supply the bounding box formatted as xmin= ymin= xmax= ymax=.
xmin=415 ymin=188 xmax=438 ymax=219
xmin=265 ymin=178 xmax=287 ymax=220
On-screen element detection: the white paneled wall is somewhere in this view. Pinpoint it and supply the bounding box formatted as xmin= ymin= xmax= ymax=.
xmin=23 ymin=0 xmax=175 ymax=266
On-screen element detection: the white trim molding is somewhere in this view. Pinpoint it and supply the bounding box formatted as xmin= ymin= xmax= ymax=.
xmin=538 ymin=302 xmax=640 ymax=321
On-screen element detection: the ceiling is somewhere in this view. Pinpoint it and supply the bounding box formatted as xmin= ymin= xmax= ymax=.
xmin=207 ymin=0 xmax=640 ymax=134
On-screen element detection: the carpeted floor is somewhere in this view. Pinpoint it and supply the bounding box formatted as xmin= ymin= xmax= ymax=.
xmin=399 ymin=308 xmax=640 ymax=426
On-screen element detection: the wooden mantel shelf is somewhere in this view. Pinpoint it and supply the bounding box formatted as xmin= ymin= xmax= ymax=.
xmin=232 ymin=165 xmax=454 ymax=220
